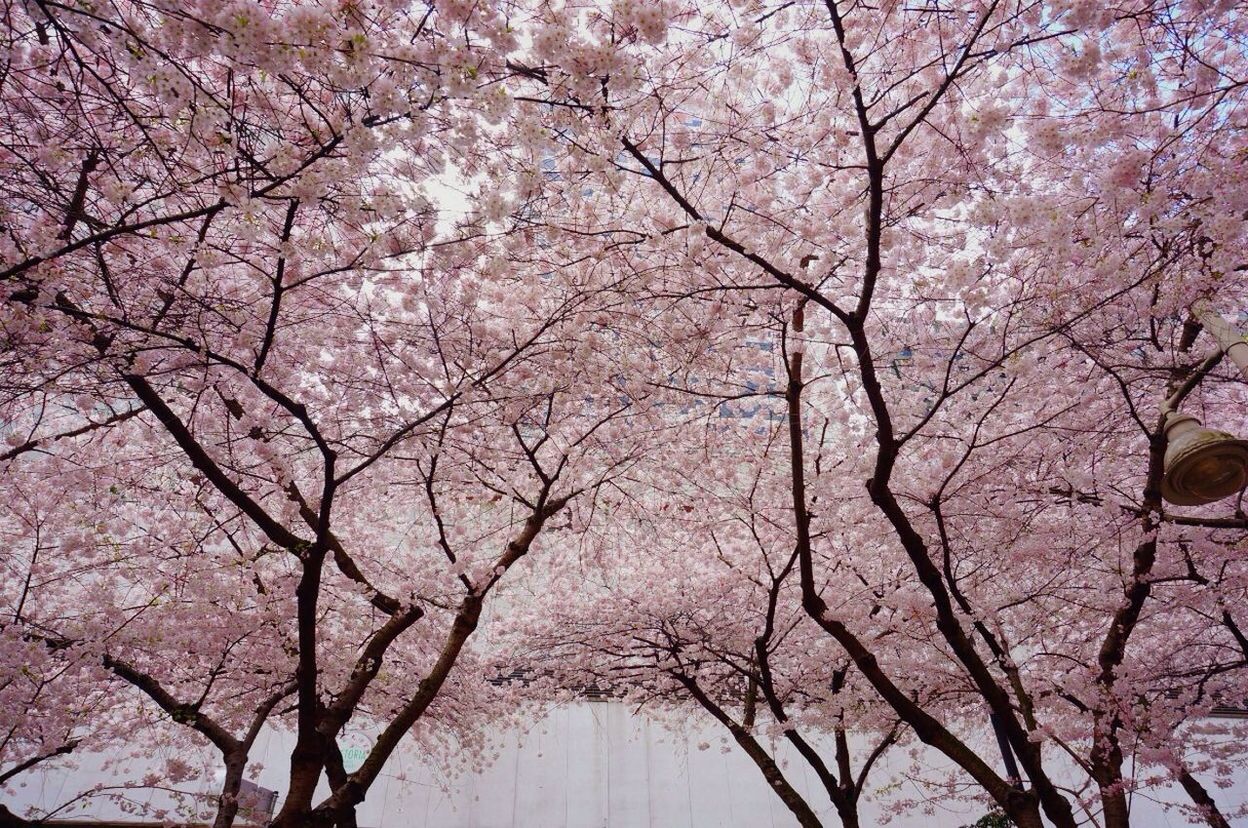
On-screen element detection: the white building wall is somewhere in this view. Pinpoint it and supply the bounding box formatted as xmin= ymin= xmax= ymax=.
xmin=8 ymin=702 xmax=1246 ymax=827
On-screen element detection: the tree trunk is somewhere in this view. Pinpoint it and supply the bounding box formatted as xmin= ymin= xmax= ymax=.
xmin=675 ymin=673 xmax=823 ymax=828
xmin=0 ymin=803 xmax=31 ymax=828
xmin=833 ymin=801 xmax=860 ymax=828
xmin=1091 ymin=726 xmax=1131 ymax=828
xmin=323 ymin=741 xmax=359 ymax=828
xmin=1177 ymin=769 xmax=1233 ymax=828
xmin=1004 ymin=802 xmax=1047 ymax=828
xmin=211 ymin=753 xmax=247 ymax=828
xmin=271 ymin=548 xmax=328 ymax=828
xmin=730 ymin=733 xmax=825 ymax=828
xmin=270 ymin=746 xmax=324 ymax=828
xmin=1099 ymin=790 xmax=1130 ymax=828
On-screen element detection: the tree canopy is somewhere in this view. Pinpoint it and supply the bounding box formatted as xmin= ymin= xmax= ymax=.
xmin=2 ymin=1 xmax=1246 ymax=827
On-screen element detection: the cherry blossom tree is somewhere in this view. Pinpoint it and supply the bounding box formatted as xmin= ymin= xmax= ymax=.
xmin=4 ymin=2 xmax=1248 ymax=828
xmin=1 ymin=1 xmax=666 ymax=826
xmin=500 ymin=1 xmax=1248 ymax=826
xmin=510 ymin=412 xmax=913 ymax=828
xmin=0 ymin=446 xmax=298 ymax=827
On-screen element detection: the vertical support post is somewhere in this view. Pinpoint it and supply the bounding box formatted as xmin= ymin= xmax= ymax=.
xmin=1193 ymin=301 xmax=1248 ymax=381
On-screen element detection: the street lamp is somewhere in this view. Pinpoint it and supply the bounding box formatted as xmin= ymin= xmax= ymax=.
xmin=1160 ymin=303 xmax=1248 ymax=507
xmin=1160 ymin=413 xmax=1248 ymax=505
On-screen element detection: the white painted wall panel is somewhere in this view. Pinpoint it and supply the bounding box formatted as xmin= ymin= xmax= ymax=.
xmin=6 ymin=703 xmax=1246 ymax=827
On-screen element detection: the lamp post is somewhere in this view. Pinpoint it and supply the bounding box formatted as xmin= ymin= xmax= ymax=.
xmin=1160 ymin=303 xmax=1248 ymax=507
xmin=1194 ymin=301 xmax=1248 ymax=377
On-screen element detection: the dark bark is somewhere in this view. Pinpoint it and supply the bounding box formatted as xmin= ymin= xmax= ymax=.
xmin=0 ymin=742 xmax=78 ymax=788
xmin=270 ymin=547 xmax=329 ymax=827
xmin=621 ymin=65 xmax=1069 ymax=826
xmin=105 ymin=654 xmax=294 ymax=828
xmin=1177 ymin=768 xmax=1234 ymax=828
xmin=785 ymin=295 xmax=1050 ymax=828
xmin=290 ymin=495 xmax=572 ymax=827
xmin=0 ymin=804 xmax=31 ymax=828
xmin=675 ymin=673 xmax=825 ymax=828
xmin=323 ymin=742 xmax=359 ymax=828
xmin=212 ymin=753 xmax=247 ymax=828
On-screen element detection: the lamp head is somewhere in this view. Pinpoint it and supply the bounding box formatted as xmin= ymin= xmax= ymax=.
xmin=1161 ymin=413 xmax=1248 ymax=506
